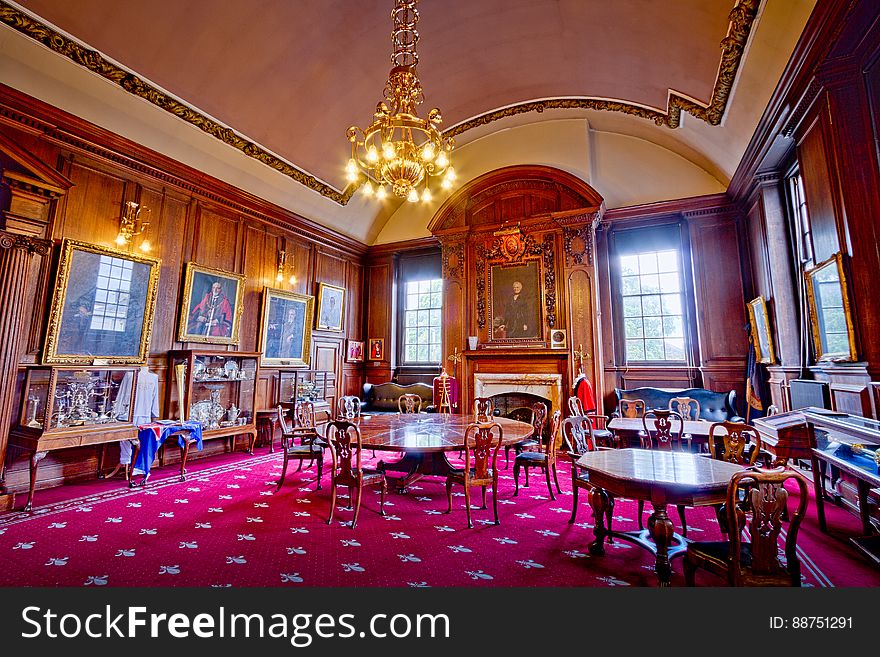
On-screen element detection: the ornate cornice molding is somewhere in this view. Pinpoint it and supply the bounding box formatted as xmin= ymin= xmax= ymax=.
xmin=0 ymin=229 xmax=51 ymax=255
xmin=445 ymin=0 xmax=760 ymax=136
xmin=1 ymin=0 xmax=759 ymax=205
xmin=0 ymin=1 xmax=358 ymax=206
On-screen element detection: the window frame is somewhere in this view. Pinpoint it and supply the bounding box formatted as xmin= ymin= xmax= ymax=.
xmin=399 ymin=277 xmax=444 ymax=366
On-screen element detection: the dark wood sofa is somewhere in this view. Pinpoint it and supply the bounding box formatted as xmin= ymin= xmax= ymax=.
xmin=361 ymin=382 xmax=436 ymax=414
xmin=613 ymin=386 xmax=743 ymax=422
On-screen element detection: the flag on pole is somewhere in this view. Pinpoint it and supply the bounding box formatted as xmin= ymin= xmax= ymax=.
xmin=745 ymin=341 xmax=769 ymax=423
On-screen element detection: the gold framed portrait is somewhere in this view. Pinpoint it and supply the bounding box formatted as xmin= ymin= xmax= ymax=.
xmin=315 ymin=282 xmax=345 ymax=332
xmin=804 ymin=252 xmax=857 ymax=362
xmin=259 ymin=287 xmax=314 ymax=367
xmin=746 ymin=296 xmax=776 ymax=365
xmin=43 ymin=239 xmax=161 ymax=364
xmin=178 ymin=262 xmax=246 ymax=345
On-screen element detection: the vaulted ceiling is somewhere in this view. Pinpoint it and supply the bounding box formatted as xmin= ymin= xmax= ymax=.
xmin=0 ymin=0 xmax=815 ymax=243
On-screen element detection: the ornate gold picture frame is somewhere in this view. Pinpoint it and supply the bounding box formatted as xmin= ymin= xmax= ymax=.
xmin=178 ymin=262 xmax=246 ymax=345
xmin=746 ymin=296 xmax=776 ymax=365
xmin=43 ymin=239 xmax=161 ymax=364
xmin=259 ymin=287 xmax=314 ymax=367
xmin=804 ymin=252 xmax=858 ymax=362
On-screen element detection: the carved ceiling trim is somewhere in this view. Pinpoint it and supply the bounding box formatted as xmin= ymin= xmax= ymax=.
xmin=445 ymin=0 xmax=760 ymax=135
xmin=1 ymin=0 xmax=759 ymax=205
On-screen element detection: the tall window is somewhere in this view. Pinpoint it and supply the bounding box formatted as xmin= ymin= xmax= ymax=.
xmin=91 ymin=255 xmax=133 ymax=332
xmin=787 ymin=169 xmax=814 ymax=266
xmin=403 ymin=278 xmax=442 ymax=363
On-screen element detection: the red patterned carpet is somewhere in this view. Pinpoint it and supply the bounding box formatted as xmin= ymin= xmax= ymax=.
xmin=1 ymin=449 xmax=878 ymax=587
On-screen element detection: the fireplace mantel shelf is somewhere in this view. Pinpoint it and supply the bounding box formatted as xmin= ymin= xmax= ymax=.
xmin=464 ymin=349 xmax=568 ymax=358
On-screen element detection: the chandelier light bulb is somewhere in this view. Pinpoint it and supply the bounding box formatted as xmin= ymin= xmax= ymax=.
xmin=345 ymin=158 xmax=357 ymax=174
xmin=421 ymin=188 xmax=432 ymax=203
xmin=362 ymin=181 xmax=374 ymax=196
xmin=407 ymin=188 xmax=419 ymax=203
xmin=382 ymin=143 xmax=396 ymax=160
xmin=435 ymin=151 xmax=449 ymax=168
xmin=366 ymin=146 xmax=379 ymax=163
xmin=421 ymin=143 xmax=435 ymax=162
xmin=441 ymin=178 xmax=452 ymax=190
xmin=376 ymin=185 xmax=388 ymax=200
xmin=445 ymin=166 xmax=456 ymax=181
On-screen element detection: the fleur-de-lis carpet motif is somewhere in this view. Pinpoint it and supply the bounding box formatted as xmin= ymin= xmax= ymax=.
xmin=0 ymin=449 xmax=868 ymax=587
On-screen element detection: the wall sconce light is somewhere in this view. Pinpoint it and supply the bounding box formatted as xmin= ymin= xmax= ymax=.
xmin=115 ymin=200 xmax=152 ymax=252
xmin=275 ymin=249 xmax=297 ymax=285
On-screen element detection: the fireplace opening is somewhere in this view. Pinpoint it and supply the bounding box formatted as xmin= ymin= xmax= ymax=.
xmin=488 ymin=391 xmax=552 ymax=442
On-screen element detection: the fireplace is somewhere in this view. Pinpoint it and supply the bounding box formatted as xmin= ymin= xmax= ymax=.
xmin=473 ymin=373 xmax=563 ymax=416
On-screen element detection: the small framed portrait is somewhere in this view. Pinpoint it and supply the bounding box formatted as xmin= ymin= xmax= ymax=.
xmin=43 ymin=239 xmax=161 ymax=364
xmin=178 ymin=263 xmax=245 ymax=344
xmin=315 ymin=282 xmax=345 ymax=332
xmin=746 ymin=296 xmax=776 ymax=365
xmin=259 ymin=288 xmax=314 ymax=367
xmin=550 ymin=328 xmax=567 ymax=349
xmin=368 ymin=338 xmax=384 ymax=361
xmin=346 ymin=339 xmax=364 ymax=363
xmin=489 ymin=259 xmax=544 ymax=344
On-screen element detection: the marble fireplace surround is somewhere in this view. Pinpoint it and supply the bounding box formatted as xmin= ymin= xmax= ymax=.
xmin=472 ymin=373 xmax=563 ymax=414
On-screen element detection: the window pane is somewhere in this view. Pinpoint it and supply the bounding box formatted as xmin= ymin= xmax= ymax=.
xmin=642 ymin=295 xmax=661 ymax=316
xmin=622 ymin=297 xmax=641 ymax=317
xmin=406 ymin=345 xmax=417 ymax=362
xmin=644 ymin=339 xmax=665 ymax=360
xmin=417 ymin=344 xmax=429 ymax=361
xmin=429 ymin=345 xmax=442 ymax=362
xmin=624 ymin=318 xmax=643 ymax=338
xmin=643 ymin=316 xmax=662 ymax=338
xmin=661 ymin=294 xmax=681 ymax=315
xmin=430 ymin=327 xmax=441 ymax=344
xmin=406 ymin=294 xmax=418 ymax=310
xmin=430 ymin=309 xmax=441 ymax=326
xmin=658 ymin=272 xmax=679 ymax=293
xmin=663 ymin=316 xmax=683 ymax=338
xmin=664 ymin=338 xmax=685 ymax=360
xmin=620 ymin=255 xmax=640 ymax=276
xmin=626 ymin=340 xmax=645 ymax=361
xmin=430 ymin=279 xmax=442 ymax=293
xmin=621 ymin=275 xmax=640 ymax=296
xmin=640 ymin=274 xmax=660 ymax=294
xmin=638 ymin=253 xmax=658 ymax=274
xmin=657 ymin=250 xmax=678 ymax=273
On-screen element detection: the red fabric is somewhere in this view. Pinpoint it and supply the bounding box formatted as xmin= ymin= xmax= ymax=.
xmin=573 ymin=374 xmax=596 ymax=412
xmin=1 ymin=452 xmax=877 ymax=587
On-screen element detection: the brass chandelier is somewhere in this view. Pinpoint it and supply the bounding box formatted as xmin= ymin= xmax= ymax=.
xmin=346 ymin=0 xmax=455 ymax=202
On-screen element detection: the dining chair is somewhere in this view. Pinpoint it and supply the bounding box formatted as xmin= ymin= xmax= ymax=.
xmin=619 ymin=398 xmax=647 ymax=418
xmin=325 ymin=419 xmax=387 ymax=529
xmin=276 ymin=403 xmax=325 ymax=491
xmin=567 ymin=395 xmax=613 ymax=447
xmin=562 ymin=415 xmax=614 ymax=539
xmin=398 ymin=393 xmax=423 ymax=414
xmin=639 ymin=409 xmax=689 ymax=536
xmin=445 ymin=420 xmax=503 ymax=528
xmin=473 ymin=397 xmax=495 ymax=421
xmin=684 ymin=466 xmax=809 ymax=586
xmin=504 ymin=401 xmax=547 ymax=468
xmin=513 ymin=409 xmax=562 ymax=499
xmin=670 ymin=396 xmax=702 ymax=451
xmin=337 ymin=395 xmax=362 ymax=420
xmin=707 ymin=420 xmax=766 ymax=532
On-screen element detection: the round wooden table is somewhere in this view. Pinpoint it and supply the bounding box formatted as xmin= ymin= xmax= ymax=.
xmin=353 ymin=413 xmax=534 ymax=491
xmin=575 ymin=448 xmax=745 ymax=586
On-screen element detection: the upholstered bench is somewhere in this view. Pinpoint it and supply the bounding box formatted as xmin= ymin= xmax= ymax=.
xmin=613 ymin=386 xmax=743 ymax=423
xmin=361 ymin=382 xmax=436 ymax=414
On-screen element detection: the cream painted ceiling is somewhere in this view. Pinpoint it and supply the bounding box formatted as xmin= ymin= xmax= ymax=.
xmin=2 ymin=0 xmax=816 ymax=243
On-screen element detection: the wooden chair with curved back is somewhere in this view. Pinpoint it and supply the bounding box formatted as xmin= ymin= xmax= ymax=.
xmin=513 ymin=409 xmax=562 ymax=500
xmin=473 ymin=397 xmax=495 ymax=421
xmin=325 ymin=419 xmax=387 ymax=529
xmin=562 ymin=415 xmax=613 ymax=538
xmin=708 ymin=421 xmax=762 ymax=465
xmin=619 ymin=398 xmax=647 ymax=418
xmin=505 ymin=401 xmax=547 ymax=468
xmin=639 ymin=409 xmax=689 ymax=536
xmin=670 ymin=396 xmax=701 ymax=451
xmin=684 ymin=466 xmax=809 ymax=586
xmin=337 ymin=395 xmax=362 ymax=420
xmin=398 ymin=393 xmax=423 ymax=414
xmin=276 ymin=402 xmax=325 ymax=491
xmin=445 ymin=420 xmax=503 ymax=528
xmin=568 ymin=395 xmax=613 ymax=447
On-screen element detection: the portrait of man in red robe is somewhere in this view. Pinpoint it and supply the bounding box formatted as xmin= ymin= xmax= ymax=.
xmin=188 ymin=280 xmax=234 ymax=337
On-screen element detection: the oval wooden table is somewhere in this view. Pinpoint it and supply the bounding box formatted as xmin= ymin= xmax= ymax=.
xmin=352 ymin=413 xmax=534 ymax=491
xmin=575 ymin=448 xmax=745 ymax=586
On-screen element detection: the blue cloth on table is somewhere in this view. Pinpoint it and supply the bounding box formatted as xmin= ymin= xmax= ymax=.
xmin=134 ymin=421 xmax=203 ymax=476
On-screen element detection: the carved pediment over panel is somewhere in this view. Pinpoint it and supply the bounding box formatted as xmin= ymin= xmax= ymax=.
xmin=563 ymin=225 xmax=594 ymax=266
xmin=429 ymin=166 xmax=603 ymax=235
xmin=441 ymin=239 xmax=465 ymax=281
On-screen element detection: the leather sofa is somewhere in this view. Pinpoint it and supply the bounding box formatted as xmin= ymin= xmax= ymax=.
xmin=613 ymin=386 xmax=743 ymax=423
xmin=361 ymin=382 xmax=436 ymax=414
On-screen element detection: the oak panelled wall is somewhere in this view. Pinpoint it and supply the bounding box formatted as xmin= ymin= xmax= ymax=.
xmin=0 ymin=85 xmax=366 ymax=501
xmin=733 ymin=0 xmax=880 ymax=418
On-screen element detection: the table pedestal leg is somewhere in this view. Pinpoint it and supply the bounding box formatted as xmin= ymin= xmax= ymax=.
xmin=647 ymin=504 xmax=675 ymax=587
xmin=588 ymin=487 xmax=611 ymax=555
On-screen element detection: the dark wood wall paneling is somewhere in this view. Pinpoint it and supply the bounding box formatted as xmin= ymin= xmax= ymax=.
xmin=0 ymin=86 xmax=367 ymax=498
xmin=598 ymin=195 xmax=750 ymax=414
xmin=731 ymin=0 xmax=880 ymax=418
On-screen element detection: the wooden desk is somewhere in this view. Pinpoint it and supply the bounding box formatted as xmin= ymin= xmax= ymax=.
xmin=575 ymin=448 xmax=744 ymax=586
xmin=355 ymin=413 xmax=533 ymax=491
